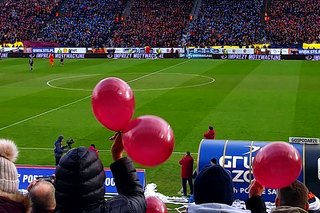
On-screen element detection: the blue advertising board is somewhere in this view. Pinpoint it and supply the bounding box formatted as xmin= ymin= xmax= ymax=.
xmin=198 ymin=140 xmax=320 ymax=201
xmin=17 ymin=166 xmax=146 ymax=194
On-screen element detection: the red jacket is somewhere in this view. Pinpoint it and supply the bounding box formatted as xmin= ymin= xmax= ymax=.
xmin=204 ymin=130 xmax=215 ymax=139
xmin=179 ymin=155 xmax=194 ymax=178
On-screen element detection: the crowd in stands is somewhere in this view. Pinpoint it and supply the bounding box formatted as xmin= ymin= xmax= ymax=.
xmin=187 ymin=0 xmax=265 ymax=47
xmin=0 ymin=0 xmax=61 ymax=46
xmin=1 ymin=0 xmax=320 ymax=48
xmin=111 ymin=0 xmax=194 ymax=47
xmin=265 ymin=0 xmax=320 ymax=45
xmin=41 ymin=0 xmax=126 ymax=47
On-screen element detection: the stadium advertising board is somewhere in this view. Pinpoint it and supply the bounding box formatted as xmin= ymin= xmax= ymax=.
xmin=2 ymin=47 xmax=23 ymax=53
xmin=188 ymin=48 xmax=254 ymax=54
xmin=34 ymin=53 xmax=85 ymax=58
xmin=0 ymin=53 xmax=8 ymax=58
xmin=107 ymin=53 xmax=164 ymax=59
xmin=221 ymin=54 xmax=281 ymax=60
xmin=54 ymin=48 xmax=86 ymax=54
xmin=32 ymin=48 xmax=55 ymax=53
xmin=198 ymin=140 xmax=320 ymax=201
xmin=110 ymin=48 xmax=183 ymax=54
xmin=16 ymin=166 xmax=146 ymax=194
xmin=298 ymin=49 xmax=320 ymax=55
xmin=270 ymin=49 xmax=281 ymax=55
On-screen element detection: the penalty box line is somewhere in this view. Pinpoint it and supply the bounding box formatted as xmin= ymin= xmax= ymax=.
xmin=0 ymin=60 xmax=190 ymax=131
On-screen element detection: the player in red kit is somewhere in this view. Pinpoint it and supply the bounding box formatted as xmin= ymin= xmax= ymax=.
xmin=49 ymin=54 xmax=54 ymax=66
xmin=204 ymin=125 xmax=215 ymax=139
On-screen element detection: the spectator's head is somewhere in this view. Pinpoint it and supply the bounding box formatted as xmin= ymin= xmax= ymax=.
xmin=194 ymin=165 xmax=234 ymax=205
xmin=0 ymin=139 xmax=19 ymax=193
xmin=276 ymin=180 xmax=309 ymax=211
xmin=209 ymin=126 xmax=213 ymax=130
xmin=55 ymin=147 xmax=106 ymax=212
xmin=29 ymin=181 xmax=56 ymax=212
xmin=210 ymin=158 xmax=217 ymax=165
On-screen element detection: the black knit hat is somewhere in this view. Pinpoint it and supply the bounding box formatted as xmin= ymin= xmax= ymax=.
xmin=194 ymin=164 xmax=234 ymax=205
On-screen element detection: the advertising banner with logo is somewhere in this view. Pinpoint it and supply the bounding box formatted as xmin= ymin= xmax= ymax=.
xmin=17 ymin=166 xmax=146 ymax=194
xmin=32 ymin=48 xmax=55 ymax=53
xmin=198 ymin=140 xmax=320 ymax=201
xmin=0 ymin=53 xmax=8 ymax=58
xmin=221 ymin=54 xmax=281 ymax=60
xmin=298 ymin=49 xmax=320 ymax=55
xmin=270 ymin=49 xmax=281 ymax=55
xmin=54 ymin=48 xmax=86 ymax=54
xmin=188 ymin=48 xmax=254 ymax=54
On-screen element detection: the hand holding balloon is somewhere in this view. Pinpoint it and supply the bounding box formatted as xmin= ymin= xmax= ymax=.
xmin=122 ymin=115 xmax=175 ymax=167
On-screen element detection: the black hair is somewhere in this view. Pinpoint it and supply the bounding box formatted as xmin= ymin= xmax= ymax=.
xmin=91 ymin=144 xmax=95 ymax=148
xmin=210 ymin=158 xmax=217 ymax=164
xmin=209 ymin=126 xmax=213 ymax=130
xmin=186 ymin=151 xmax=190 ymax=156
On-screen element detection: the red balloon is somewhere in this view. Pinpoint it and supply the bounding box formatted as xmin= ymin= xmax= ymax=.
xmin=122 ymin=115 xmax=175 ymax=167
xmin=252 ymin=142 xmax=302 ymax=189
xmin=146 ymin=196 xmax=168 ymax=213
xmin=92 ymin=77 xmax=135 ymax=131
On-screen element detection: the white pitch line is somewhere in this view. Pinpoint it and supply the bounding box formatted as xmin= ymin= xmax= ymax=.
xmin=18 ymin=147 xmax=197 ymax=155
xmin=46 ymin=72 xmax=215 ymax=92
xmin=0 ymin=60 xmax=190 ymax=131
xmin=0 ymin=96 xmax=91 ymax=131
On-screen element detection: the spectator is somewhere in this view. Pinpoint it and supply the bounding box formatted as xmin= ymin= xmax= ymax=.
xmin=210 ymin=158 xmax=217 ymax=165
xmin=272 ymin=180 xmax=309 ymax=213
xmin=54 ymin=133 xmax=146 ymax=213
xmin=53 ymin=135 xmax=67 ymax=166
xmin=308 ymin=192 xmax=320 ymax=213
xmin=190 ymin=165 xmax=266 ymax=213
xmin=179 ymin=151 xmax=194 ymax=198
xmin=89 ymin=143 xmax=99 ymax=156
xmin=193 ymin=163 xmax=234 ymax=205
xmin=28 ymin=180 xmax=56 ymax=213
xmin=0 ymin=139 xmax=31 ymax=213
xmin=204 ymin=125 xmax=215 ymax=139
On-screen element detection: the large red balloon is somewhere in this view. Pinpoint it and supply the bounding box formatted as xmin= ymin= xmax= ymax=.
xmin=252 ymin=142 xmax=302 ymax=189
xmin=91 ymin=77 xmax=135 ymax=131
xmin=146 ymin=196 xmax=168 ymax=213
xmin=122 ymin=115 xmax=175 ymax=167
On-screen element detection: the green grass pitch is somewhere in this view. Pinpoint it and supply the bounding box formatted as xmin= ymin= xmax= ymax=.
xmin=0 ymin=58 xmax=320 ymax=196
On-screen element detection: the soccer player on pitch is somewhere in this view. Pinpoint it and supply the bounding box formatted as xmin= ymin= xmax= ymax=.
xmin=29 ymin=55 xmax=34 ymax=71
xmin=49 ymin=54 xmax=54 ymax=66
xmin=60 ymin=54 xmax=64 ymax=66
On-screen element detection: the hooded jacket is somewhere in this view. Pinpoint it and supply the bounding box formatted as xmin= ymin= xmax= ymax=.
xmin=0 ymin=190 xmax=31 ymax=213
xmin=54 ymin=147 xmax=146 ymax=213
xmin=54 ymin=135 xmax=65 ymax=157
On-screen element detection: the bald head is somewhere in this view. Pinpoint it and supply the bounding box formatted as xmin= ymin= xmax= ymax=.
xmin=29 ymin=181 xmax=56 ymax=212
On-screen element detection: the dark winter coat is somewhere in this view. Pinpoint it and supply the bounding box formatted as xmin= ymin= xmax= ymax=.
xmin=54 ymin=147 xmax=146 ymax=213
xmin=179 ymin=155 xmax=194 ymax=179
